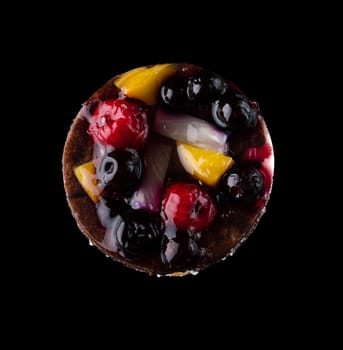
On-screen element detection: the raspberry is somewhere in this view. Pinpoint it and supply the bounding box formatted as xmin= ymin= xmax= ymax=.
xmin=162 ymin=183 xmax=217 ymax=231
xmin=88 ymin=98 xmax=149 ymax=149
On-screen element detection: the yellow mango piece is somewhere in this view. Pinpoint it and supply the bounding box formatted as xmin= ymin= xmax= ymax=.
xmin=74 ymin=161 xmax=100 ymax=203
xmin=114 ymin=64 xmax=178 ymax=105
xmin=177 ymin=143 xmax=234 ymax=187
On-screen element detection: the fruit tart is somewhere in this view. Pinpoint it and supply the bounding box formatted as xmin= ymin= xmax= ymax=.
xmin=62 ymin=63 xmax=274 ymax=276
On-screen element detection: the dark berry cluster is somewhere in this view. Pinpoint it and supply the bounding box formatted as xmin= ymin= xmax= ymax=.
xmin=161 ymin=69 xmax=259 ymax=130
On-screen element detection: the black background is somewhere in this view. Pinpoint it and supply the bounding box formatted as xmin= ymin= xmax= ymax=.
xmin=14 ymin=5 xmax=323 ymax=338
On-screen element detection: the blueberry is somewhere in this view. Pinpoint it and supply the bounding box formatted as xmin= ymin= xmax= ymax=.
xmin=209 ymin=74 xmax=228 ymax=98
xmin=220 ymin=165 xmax=265 ymax=203
xmin=160 ymin=76 xmax=188 ymax=109
xmin=96 ymin=194 xmax=130 ymax=227
xmin=161 ymin=226 xmax=199 ymax=269
xmin=228 ymin=95 xmax=259 ymax=129
xmin=187 ymin=72 xmax=227 ymax=103
xmin=115 ymin=209 xmax=164 ymax=259
xmin=212 ymin=94 xmax=259 ymax=129
xmin=187 ymin=75 xmax=204 ymax=101
xmin=161 ymin=71 xmax=227 ymax=111
xmin=97 ymin=149 xmax=142 ymax=195
xmin=211 ymin=99 xmax=233 ymax=128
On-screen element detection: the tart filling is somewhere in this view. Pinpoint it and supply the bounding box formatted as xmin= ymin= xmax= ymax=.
xmin=63 ymin=63 xmax=274 ymax=276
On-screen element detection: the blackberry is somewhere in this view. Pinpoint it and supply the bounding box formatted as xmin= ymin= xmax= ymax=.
xmin=115 ymin=209 xmax=164 ymax=259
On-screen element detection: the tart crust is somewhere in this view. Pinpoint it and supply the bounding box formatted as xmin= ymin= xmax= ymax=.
xmin=62 ymin=69 xmax=274 ymax=276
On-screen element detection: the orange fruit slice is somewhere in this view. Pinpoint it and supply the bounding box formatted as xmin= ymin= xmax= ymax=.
xmin=74 ymin=161 xmax=100 ymax=203
xmin=177 ymin=142 xmax=234 ymax=186
xmin=114 ymin=64 xmax=177 ymax=105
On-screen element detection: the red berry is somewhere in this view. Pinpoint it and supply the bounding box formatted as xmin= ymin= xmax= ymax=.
xmin=243 ymin=143 xmax=272 ymax=163
xmin=88 ymin=98 xmax=149 ymax=149
xmin=162 ymin=183 xmax=217 ymax=231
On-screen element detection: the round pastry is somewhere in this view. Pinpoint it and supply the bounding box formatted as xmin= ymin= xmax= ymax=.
xmin=62 ymin=63 xmax=274 ymax=276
